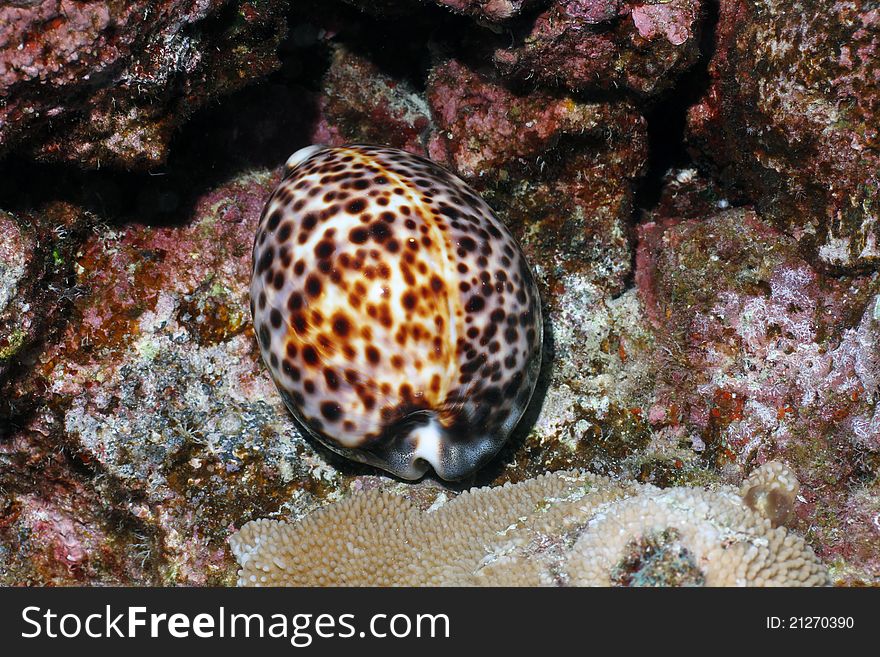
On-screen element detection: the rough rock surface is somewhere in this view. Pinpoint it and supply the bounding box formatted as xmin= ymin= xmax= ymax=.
xmin=310 ymin=45 xmax=433 ymax=154
xmin=687 ymin=0 xmax=880 ymax=269
xmin=636 ymin=207 xmax=880 ymax=583
xmin=1 ymin=171 xmax=357 ymax=585
xmin=438 ymin=0 xmax=543 ymax=21
xmin=343 ymin=0 xmax=543 ymax=21
xmin=0 ymin=0 xmax=289 ymax=170
xmin=0 ymin=203 xmax=93 ymax=423
xmin=493 ymin=0 xmax=704 ymax=96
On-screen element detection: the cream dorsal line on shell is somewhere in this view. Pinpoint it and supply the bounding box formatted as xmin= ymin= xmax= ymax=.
xmin=251 ymin=144 xmax=543 ymax=480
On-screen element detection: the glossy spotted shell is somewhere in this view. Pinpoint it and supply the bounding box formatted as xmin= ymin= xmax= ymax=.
xmin=250 ymin=145 xmax=542 ymax=480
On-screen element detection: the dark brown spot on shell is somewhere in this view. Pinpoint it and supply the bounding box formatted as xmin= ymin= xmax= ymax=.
xmin=332 ymin=314 xmax=351 ymax=337
xmin=324 ymin=368 xmax=340 ymax=390
xmin=266 ymin=209 xmax=282 ymax=231
xmin=302 ymin=345 xmax=319 ymax=366
xmin=350 ymin=227 xmax=369 ymax=244
xmin=315 ymin=240 xmax=335 ymax=259
xmin=305 ymin=274 xmax=322 ymax=298
xmin=465 ymin=296 xmax=485 ymax=313
xmin=346 ymin=199 xmax=366 ymax=214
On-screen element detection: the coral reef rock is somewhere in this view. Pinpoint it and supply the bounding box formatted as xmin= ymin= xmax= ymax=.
xmin=0 ymin=203 xmax=93 ymax=419
xmin=0 ymin=0 xmax=289 ymax=170
xmin=310 ymin=45 xmax=432 ymax=154
xmin=1 ymin=171 xmax=343 ymax=585
xmin=433 ymin=0 xmax=542 ymax=22
xmin=493 ymin=0 xmax=704 ymax=96
xmin=687 ymin=0 xmax=880 ymax=269
xmin=636 ymin=206 xmax=880 ymax=583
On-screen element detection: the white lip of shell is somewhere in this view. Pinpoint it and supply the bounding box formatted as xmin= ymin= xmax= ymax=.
xmin=398 ymin=418 xmax=499 ymax=481
xmin=410 ymin=417 xmax=444 ymax=475
xmin=285 ymin=144 xmax=326 ymax=172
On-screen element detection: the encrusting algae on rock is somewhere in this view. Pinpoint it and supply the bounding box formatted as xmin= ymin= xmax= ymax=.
xmin=230 ymin=461 xmax=828 ymax=586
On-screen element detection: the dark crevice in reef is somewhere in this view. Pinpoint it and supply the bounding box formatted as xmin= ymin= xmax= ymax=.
xmin=619 ymin=0 xmax=721 ymax=292
xmin=0 ymin=50 xmax=322 ymax=227
xmin=0 ymin=366 xmax=41 ymax=438
xmin=292 ymin=0 xmax=464 ymax=94
xmin=631 ymin=0 xmax=721 ymax=216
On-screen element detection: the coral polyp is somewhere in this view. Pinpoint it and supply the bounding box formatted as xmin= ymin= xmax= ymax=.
xmin=250 ymin=145 xmax=542 ymax=480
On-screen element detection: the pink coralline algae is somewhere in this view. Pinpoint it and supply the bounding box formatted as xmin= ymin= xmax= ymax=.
xmin=687 ymin=0 xmax=880 ymax=269
xmin=636 ymin=208 xmax=880 ymax=583
xmin=0 ymin=424 xmax=153 ymax=585
xmin=429 ymin=60 xmax=635 ymax=174
xmin=427 ymin=59 xmax=643 ymax=179
xmin=631 ymin=2 xmax=693 ymax=45
xmin=0 ymin=0 xmax=289 ymax=170
xmin=343 ymin=0 xmax=541 ymax=21
xmin=310 ymin=45 xmax=432 ymax=154
xmin=493 ymin=0 xmax=703 ymax=96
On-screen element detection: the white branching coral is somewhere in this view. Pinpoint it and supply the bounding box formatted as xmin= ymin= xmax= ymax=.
xmin=230 ymin=462 xmax=828 ymax=587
